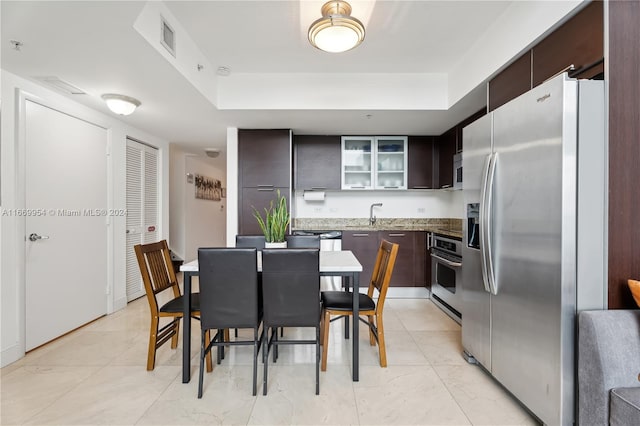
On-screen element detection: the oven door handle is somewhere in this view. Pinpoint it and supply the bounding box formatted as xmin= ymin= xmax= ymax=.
xmin=430 ymin=252 xmax=462 ymax=268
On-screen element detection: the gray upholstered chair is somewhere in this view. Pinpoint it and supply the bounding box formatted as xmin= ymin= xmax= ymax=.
xmin=578 ymin=310 xmax=640 ymax=426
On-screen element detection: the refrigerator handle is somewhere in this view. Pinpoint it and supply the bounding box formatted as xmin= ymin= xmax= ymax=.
xmin=479 ymin=154 xmax=492 ymax=293
xmin=479 ymin=154 xmax=493 ymax=293
xmin=485 ymin=153 xmax=499 ymax=295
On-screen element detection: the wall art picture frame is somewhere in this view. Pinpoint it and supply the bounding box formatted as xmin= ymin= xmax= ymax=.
xmin=194 ymin=174 xmax=222 ymax=201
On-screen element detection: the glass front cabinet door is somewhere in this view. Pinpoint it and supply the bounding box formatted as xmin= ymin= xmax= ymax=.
xmin=341 ymin=136 xmax=407 ymax=190
xmin=375 ymin=136 xmax=407 ymax=189
xmin=341 ymin=136 xmax=374 ymax=189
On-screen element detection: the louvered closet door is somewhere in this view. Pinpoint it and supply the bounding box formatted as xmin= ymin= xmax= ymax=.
xmin=126 ymin=139 xmax=159 ymax=301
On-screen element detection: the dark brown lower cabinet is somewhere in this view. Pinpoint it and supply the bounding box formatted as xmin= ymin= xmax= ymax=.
xmin=415 ymin=232 xmax=429 ymax=288
xmin=342 ymin=230 xmax=428 ymax=288
xmin=342 ymin=231 xmax=378 ymax=289
xmin=379 ymin=231 xmax=414 ymax=287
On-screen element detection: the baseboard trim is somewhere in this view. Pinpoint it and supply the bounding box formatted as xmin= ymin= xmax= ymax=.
xmin=386 ymin=287 xmax=430 ymax=298
xmin=1 ymin=343 xmax=24 ymax=368
xmin=112 ymin=296 xmax=127 ymax=313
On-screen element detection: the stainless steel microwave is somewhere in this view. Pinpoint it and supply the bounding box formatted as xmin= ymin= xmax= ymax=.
xmin=453 ymin=153 xmax=462 ymax=190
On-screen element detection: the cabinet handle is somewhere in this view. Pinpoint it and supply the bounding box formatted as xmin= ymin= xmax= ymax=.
xmin=388 ymin=233 xmax=405 ymax=237
xmin=258 ymin=188 xmax=275 ymax=191
xmin=441 ymin=184 xmax=452 ymax=189
xmin=257 ymin=185 xmax=274 ymax=188
xmin=350 ymin=186 xmax=365 ymax=189
xmin=383 ymin=186 xmax=399 ymax=189
xmin=352 ymin=233 xmax=369 ymax=237
xmin=311 ymin=187 xmax=326 ymax=190
xmin=412 ymin=186 xmax=431 ymax=189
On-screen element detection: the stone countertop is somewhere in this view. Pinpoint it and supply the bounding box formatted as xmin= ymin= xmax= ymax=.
xmin=293 ymin=218 xmax=463 ymax=240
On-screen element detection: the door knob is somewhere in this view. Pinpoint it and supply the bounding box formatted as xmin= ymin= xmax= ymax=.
xmin=28 ymin=233 xmax=49 ymax=242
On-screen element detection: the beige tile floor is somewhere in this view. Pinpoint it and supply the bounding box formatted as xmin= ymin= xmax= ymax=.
xmin=1 ymin=291 xmax=539 ymax=425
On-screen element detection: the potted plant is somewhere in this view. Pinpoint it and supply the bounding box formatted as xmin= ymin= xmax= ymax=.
xmin=252 ymin=189 xmax=290 ymax=248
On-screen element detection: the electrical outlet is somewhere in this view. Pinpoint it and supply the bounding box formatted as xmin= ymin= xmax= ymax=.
xmin=417 ymin=207 xmax=426 ymax=213
xmin=329 ymin=208 xmax=338 ymax=213
xmin=314 ymin=207 xmax=323 ymax=213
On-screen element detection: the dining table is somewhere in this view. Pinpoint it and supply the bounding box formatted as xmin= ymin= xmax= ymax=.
xmin=179 ymin=250 xmax=363 ymax=383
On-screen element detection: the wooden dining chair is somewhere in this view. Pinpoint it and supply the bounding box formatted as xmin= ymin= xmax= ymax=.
xmin=320 ymin=239 xmax=399 ymax=370
xmin=261 ymin=248 xmax=321 ymax=395
xmin=134 ymin=240 xmax=211 ymax=372
xmin=197 ymin=247 xmax=263 ymax=397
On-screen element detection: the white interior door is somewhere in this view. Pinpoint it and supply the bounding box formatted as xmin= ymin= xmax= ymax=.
xmin=125 ymin=139 xmax=159 ymax=301
xmin=25 ymin=100 xmax=108 ymax=350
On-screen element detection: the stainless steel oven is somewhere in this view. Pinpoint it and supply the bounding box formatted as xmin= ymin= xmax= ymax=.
xmin=430 ymin=234 xmax=462 ymax=323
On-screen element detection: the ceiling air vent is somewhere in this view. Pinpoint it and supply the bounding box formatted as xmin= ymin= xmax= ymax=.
xmin=160 ymin=16 xmax=176 ymax=57
xmin=35 ymin=76 xmax=86 ymax=95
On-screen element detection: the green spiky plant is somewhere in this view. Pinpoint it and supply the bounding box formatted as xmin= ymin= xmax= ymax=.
xmin=252 ymin=190 xmax=290 ymax=243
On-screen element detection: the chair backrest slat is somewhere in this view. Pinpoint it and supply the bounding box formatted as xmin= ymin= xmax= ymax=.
xmin=368 ymin=240 xmax=399 ymax=313
xmin=134 ymin=240 xmax=181 ymax=315
xmin=147 ymin=250 xmax=173 ymax=294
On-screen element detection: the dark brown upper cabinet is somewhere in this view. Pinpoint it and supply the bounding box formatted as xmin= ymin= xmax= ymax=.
xmin=293 ymin=135 xmax=341 ymax=190
xmin=407 ymin=136 xmax=436 ymax=189
xmin=238 ymin=129 xmax=291 ymax=189
xmin=436 ymin=127 xmax=457 ymax=189
xmin=238 ymin=129 xmax=291 ymax=235
xmin=532 ymin=1 xmax=604 ymax=87
xmin=489 ymin=53 xmax=532 ymax=112
xmin=489 ymin=2 xmax=604 ymax=112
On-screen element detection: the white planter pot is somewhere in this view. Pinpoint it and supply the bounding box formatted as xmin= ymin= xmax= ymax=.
xmin=265 ymin=241 xmax=287 ymax=249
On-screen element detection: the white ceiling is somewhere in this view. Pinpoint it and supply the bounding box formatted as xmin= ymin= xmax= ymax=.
xmin=1 ymin=1 xmax=582 ymax=156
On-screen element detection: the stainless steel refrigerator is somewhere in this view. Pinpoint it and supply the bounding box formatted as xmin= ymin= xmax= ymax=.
xmin=461 ymin=74 xmax=607 ymax=426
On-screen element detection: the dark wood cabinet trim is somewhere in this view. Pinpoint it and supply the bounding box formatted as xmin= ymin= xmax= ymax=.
xmin=488 ymin=52 xmax=532 ymax=112
xmin=532 ymin=1 xmax=604 ymax=87
xmin=607 ymin=0 xmax=640 ymax=309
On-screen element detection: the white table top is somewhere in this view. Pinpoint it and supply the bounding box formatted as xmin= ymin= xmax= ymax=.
xmin=180 ymin=250 xmax=362 ymax=273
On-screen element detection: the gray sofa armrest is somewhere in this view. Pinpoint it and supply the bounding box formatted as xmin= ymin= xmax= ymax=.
xmin=578 ymin=310 xmax=640 ymax=426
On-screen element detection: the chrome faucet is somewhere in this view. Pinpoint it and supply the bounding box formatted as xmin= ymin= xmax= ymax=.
xmin=369 ymin=203 xmax=383 ymax=226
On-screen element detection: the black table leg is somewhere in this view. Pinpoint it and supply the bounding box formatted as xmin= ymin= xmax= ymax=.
xmin=343 ymin=277 xmax=349 ymax=339
xmin=352 ymin=271 xmax=359 ymax=381
xmin=182 ymin=271 xmax=193 ymax=383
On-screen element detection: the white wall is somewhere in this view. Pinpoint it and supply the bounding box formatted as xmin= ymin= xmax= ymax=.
xmin=0 ymin=70 xmax=170 ymax=367
xmin=170 ymin=146 xmax=227 ymax=261
xmin=294 ymin=190 xmax=464 ymax=220
xmin=225 ymin=127 xmax=239 ymax=247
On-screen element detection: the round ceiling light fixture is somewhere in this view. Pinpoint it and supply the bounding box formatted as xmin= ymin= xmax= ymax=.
xmin=101 ymin=94 xmax=141 ymax=116
xmin=205 ymin=148 xmax=221 ymax=158
xmin=308 ymin=1 xmax=365 ymax=53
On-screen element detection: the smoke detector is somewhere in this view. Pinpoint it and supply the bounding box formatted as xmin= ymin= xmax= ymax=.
xmin=205 ymin=148 xmax=220 ymax=158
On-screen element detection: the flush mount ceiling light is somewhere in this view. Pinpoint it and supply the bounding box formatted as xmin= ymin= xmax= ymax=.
xmin=308 ymin=0 xmax=365 ymax=53
xmin=204 ymin=148 xmax=220 ymax=158
xmin=101 ymin=94 xmax=141 ymax=116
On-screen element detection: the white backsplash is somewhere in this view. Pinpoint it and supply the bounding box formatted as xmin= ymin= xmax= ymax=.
xmin=293 ymin=190 xmax=464 ymax=219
